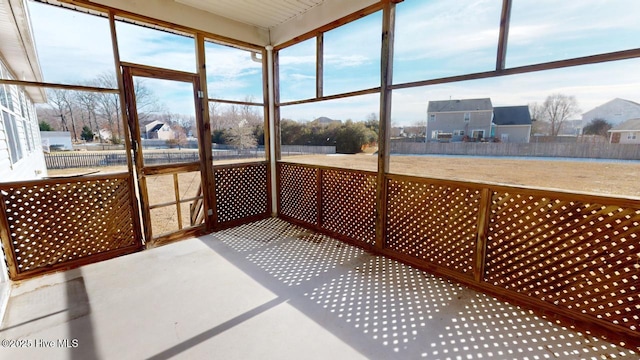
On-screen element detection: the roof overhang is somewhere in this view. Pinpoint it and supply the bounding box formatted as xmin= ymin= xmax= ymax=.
xmin=0 ymin=0 xmax=46 ymax=102
xmin=68 ymin=0 xmax=380 ymax=47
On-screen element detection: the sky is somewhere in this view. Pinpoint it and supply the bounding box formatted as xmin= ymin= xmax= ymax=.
xmin=26 ymin=0 xmax=640 ymax=126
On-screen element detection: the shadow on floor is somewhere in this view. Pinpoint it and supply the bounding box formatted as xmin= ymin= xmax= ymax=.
xmin=149 ymin=218 xmax=638 ymax=360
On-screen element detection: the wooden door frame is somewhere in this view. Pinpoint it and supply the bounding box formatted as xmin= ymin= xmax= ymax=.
xmin=122 ymin=62 xmax=211 ymax=245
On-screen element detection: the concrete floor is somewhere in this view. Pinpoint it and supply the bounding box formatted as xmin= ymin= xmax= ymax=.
xmin=0 ymin=218 xmax=637 ymax=360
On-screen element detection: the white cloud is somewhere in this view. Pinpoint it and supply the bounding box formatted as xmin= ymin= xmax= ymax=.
xmin=28 ymin=2 xmax=115 ymax=82
xmin=394 ymin=0 xmax=501 ymax=62
xmin=323 ymin=54 xmax=370 ymax=68
xmin=26 ymin=0 xmax=640 ymax=123
xmin=388 ymin=58 xmax=640 ymax=125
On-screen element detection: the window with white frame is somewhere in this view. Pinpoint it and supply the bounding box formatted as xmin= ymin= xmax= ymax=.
xmin=431 ymin=130 xmax=440 ymax=139
xmin=0 ymin=84 xmax=7 ymax=109
xmin=628 ymin=132 xmax=637 ymax=140
xmin=453 ymin=130 xmax=465 ymax=136
xmin=429 ymin=114 xmax=436 ymax=121
xmin=464 ymin=112 xmax=470 ymax=122
xmin=3 ymin=111 xmax=23 ymax=163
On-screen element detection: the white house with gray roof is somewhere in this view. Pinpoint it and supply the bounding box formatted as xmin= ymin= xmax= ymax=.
xmin=426 ymin=98 xmax=532 ymax=143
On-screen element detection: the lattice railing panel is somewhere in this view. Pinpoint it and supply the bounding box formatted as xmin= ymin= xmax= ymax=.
xmin=0 ymin=175 xmax=139 ymax=277
xmin=486 ymin=191 xmax=640 ymax=333
xmin=386 ymin=178 xmax=481 ymax=275
xmin=278 ymin=163 xmax=318 ymax=226
xmin=321 ymin=169 xmax=376 ymax=246
xmin=214 ymin=163 xmax=269 ymax=224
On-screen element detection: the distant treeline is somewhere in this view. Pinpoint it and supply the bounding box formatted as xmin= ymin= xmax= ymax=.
xmin=211 ymin=118 xmax=378 ymax=154
xmin=280 ymin=119 xmax=378 ymax=153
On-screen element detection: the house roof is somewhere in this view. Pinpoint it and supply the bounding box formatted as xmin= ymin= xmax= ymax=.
xmin=493 ymin=106 xmax=532 ymax=126
xmin=149 ymin=123 xmax=165 ymax=132
xmin=583 ymin=98 xmax=640 ymax=116
xmin=608 ymin=118 xmax=640 ymax=132
xmin=427 ymin=98 xmax=492 ymax=113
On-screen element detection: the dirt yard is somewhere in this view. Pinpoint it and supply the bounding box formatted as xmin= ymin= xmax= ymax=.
xmin=282 ymin=154 xmax=640 ymax=198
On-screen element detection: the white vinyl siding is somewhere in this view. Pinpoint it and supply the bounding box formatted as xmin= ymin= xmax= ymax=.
xmin=0 ymin=117 xmax=9 ymax=170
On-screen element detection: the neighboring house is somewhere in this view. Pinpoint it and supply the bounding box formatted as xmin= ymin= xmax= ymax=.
xmin=40 ymin=131 xmax=73 ymax=151
xmin=582 ymin=98 xmax=640 ymax=126
xmin=0 ymin=0 xmax=47 ymax=183
xmin=492 ymin=106 xmax=532 ymax=143
xmin=608 ymin=118 xmax=640 ymax=144
xmin=140 ymin=120 xmax=175 ymax=140
xmin=427 ymin=98 xmax=494 ymax=142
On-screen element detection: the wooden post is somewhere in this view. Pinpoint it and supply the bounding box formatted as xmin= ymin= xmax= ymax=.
xmin=496 ymin=0 xmax=513 ymax=71
xmin=273 ymin=50 xmax=282 ymax=162
xmin=0 ymin=191 xmax=19 ymax=279
xmin=195 ymin=33 xmax=216 ymax=231
xmin=173 ymin=173 xmax=183 ymax=229
xmin=474 ymin=187 xmax=493 ymax=282
xmin=316 ymin=34 xmax=324 ymax=98
xmin=272 ymin=49 xmax=282 ymax=216
xmin=375 ymin=0 xmax=397 ymax=250
xmin=317 ymin=168 xmax=323 ymax=228
xmin=265 ymin=46 xmax=278 ymax=215
xmin=109 ymin=11 xmax=144 ymax=246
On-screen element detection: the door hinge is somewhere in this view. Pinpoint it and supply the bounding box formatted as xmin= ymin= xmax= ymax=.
xmin=207 ymin=209 xmax=213 ymax=216
xmin=198 ymin=91 xmax=204 ymax=99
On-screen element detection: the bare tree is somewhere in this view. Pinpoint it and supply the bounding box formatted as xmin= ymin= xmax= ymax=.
xmin=95 ymin=73 xmax=120 ymax=142
xmin=225 ymin=119 xmax=256 ymax=148
xmin=75 ymin=85 xmax=101 ymax=142
xmin=540 ymin=94 xmax=580 ymax=137
xmin=133 ymin=78 xmax=159 ymax=121
xmin=62 ymin=90 xmax=79 ymax=141
xmin=46 ymin=88 xmax=70 ymax=132
xmin=209 ymin=102 xmax=222 ymax=130
xmin=94 ymin=72 xmax=158 ymax=142
xmin=528 ymin=102 xmax=543 ymax=122
xmin=35 ymin=105 xmax=63 ymax=130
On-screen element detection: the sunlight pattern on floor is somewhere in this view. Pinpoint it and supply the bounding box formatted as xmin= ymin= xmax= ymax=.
xmin=216 ymin=218 xmax=306 ymax=252
xmin=213 ymin=218 xmax=639 ymax=359
xmin=246 ymin=229 xmax=366 ymax=286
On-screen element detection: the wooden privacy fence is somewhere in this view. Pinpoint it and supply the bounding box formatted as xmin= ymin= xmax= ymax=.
xmin=277 ymin=162 xmax=640 ymax=350
xmin=0 ymin=174 xmax=142 ymax=280
xmin=391 ymin=142 xmax=640 ymax=160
